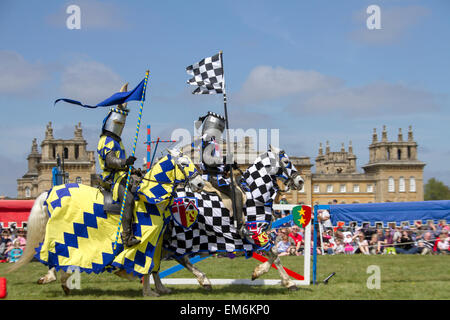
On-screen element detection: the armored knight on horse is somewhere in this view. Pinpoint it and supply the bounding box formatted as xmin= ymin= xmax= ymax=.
xmin=197 ymin=111 xmax=247 ymax=238
xmin=97 ymin=83 xmax=140 ymax=247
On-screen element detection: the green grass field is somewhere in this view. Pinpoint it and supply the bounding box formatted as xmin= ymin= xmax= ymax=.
xmin=0 ymin=254 xmax=449 ymax=300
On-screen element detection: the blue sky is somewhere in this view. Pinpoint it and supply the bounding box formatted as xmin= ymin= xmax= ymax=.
xmin=1 ymin=0 xmax=449 ymax=197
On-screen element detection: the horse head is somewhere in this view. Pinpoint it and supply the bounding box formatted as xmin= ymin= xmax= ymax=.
xmin=137 ymin=149 xmax=204 ymax=204
xmin=269 ymin=144 xmax=304 ymax=192
xmin=242 ymin=146 xmax=304 ymax=205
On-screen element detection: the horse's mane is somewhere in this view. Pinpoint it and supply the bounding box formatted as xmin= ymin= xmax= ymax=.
xmin=137 ymin=155 xmax=178 ymax=204
xmin=138 ymin=154 xmax=197 ymax=204
xmin=241 ymin=151 xmax=280 ymax=205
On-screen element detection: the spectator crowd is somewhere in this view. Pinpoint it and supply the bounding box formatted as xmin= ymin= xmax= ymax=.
xmin=0 ymin=224 xmax=26 ymax=263
xmin=273 ymin=198 xmax=450 ymax=257
xmin=1 ymin=208 xmax=449 ymax=262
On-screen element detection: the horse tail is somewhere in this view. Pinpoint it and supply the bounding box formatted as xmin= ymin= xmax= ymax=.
xmin=6 ymin=192 xmax=49 ymax=273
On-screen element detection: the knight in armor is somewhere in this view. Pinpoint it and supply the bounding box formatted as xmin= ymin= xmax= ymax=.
xmin=97 ymin=83 xmax=140 ymax=248
xmin=197 ymin=112 xmax=246 ymax=238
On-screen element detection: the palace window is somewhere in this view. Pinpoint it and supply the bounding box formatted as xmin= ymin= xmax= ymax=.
xmin=353 ymin=184 xmax=360 ymax=193
xmin=367 ymin=184 xmax=374 ymax=193
xmin=327 ymin=184 xmax=333 ymax=193
xmin=64 ymin=147 xmax=69 ymax=159
xmin=75 ymin=145 xmax=79 ymax=159
xmin=313 ymin=184 xmax=320 ymax=193
xmin=76 ymin=177 xmax=82 ymax=184
xmin=399 ymin=177 xmax=405 ymax=192
xmin=410 ymin=177 xmax=416 ymax=192
xmin=340 ymin=184 xmax=346 ymax=193
xmin=388 ymin=177 xmax=395 ymax=192
xmin=25 ymin=187 xmax=31 ymax=198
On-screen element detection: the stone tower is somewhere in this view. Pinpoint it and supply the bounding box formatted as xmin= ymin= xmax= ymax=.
xmin=16 ymin=139 xmax=42 ymax=198
xmin=315 ymin=141 xmax=357 ymax=174
xmin=17 ymin=122 xmax=97 ymax=199
xmin=362 ymin=126 xmax=425 ymax=202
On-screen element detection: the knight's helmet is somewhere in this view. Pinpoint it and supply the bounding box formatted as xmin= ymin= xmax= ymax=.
xmin=198 ymin=111 xmax=226 ymax=142
xmin=102 ymin=83 xmax=129 ymax=137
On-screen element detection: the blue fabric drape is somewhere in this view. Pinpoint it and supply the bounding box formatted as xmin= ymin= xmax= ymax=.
xmin=54 ymin=79 xmax=146 ymax=109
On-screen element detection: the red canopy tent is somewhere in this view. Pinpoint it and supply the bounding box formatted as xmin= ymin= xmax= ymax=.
xmin=0 ymin=200 xmax=34 ymax=228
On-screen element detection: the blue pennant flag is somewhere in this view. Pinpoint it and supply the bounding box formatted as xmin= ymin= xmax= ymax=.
xmin=55 ymin=78 xmax=146 ymax=109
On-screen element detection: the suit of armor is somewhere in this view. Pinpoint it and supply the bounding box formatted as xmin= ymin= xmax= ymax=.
xmin=198 ymin=112 xmax=246 ymax=237
xmin=96 ymin=84 xmax=140 ymax=248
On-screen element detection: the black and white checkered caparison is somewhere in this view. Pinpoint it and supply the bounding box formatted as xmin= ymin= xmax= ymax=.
xmin=163 ymin=151 xmax=288 ymax=258
xmin=186 ymin=53 xmax=224 ymax=95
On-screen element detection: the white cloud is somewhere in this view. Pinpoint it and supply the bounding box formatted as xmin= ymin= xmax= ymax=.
xmin=291 ymin=81 xmax=440 ymax=117
xmin=234 ymin=65 xmax=441 ymax=118
xmin=351 ymin=5 xmax=431 ymax=45
xmin=0 ymin=50 xmax=49 ymax=96
xmin=234 ymin=66 xmax=342 ymax=104
xmin=59 ymin=60 xmax=124 ymax=104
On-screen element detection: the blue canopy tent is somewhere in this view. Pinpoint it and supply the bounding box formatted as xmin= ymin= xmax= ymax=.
xmin=310 ymin=200 xmax=450 ymax=284
xmin=319 ymin=200 xmax=450 ymax=227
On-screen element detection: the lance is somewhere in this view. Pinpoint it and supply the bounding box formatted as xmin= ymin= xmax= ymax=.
xmin=113 ymin=70 xmax=150 ymax=251
xmin=219 ymin=51 xmax=239 ymax=231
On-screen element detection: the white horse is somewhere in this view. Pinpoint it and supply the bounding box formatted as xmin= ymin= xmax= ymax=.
xmin=154 ymin=145 xmax=304 ymax=292
xmin=7 ymin=150 xmax=205 ymax=297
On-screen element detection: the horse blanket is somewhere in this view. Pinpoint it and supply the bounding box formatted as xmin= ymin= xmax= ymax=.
xmin=34 ymin=183 xmax=171 ymax=278
xmin=163 ymin=188 xmax=273 ymax=258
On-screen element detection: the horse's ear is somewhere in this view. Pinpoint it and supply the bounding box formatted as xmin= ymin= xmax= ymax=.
xmin=269 ymin=144 xmax=280 ymax=154
xmin=168 ymin=148 xmax=182 ymax=158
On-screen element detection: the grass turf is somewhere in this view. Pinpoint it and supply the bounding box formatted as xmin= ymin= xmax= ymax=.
xmin=0 ymin=254 xmax=448 ymax=300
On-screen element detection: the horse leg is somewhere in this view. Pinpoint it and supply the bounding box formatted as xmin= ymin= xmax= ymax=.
xmin=142 ymin=274 xmax=160 ymax=297
xmin=251 ymin=254 xmax=272 ymax=281
xmin=251 ymin=246 xmax=298 ymax=291
xmin=268 ymin=246 xmax=298 ymax=291
xmin=37 ymin=267 xmax=57 ymax=284
xmin=60 ymin=270 xmax=71 ymax=295
xmin=152 ymin=272 xmax=172 ymax=295
xmin=175 ymin=255 xmax=212 ymax=290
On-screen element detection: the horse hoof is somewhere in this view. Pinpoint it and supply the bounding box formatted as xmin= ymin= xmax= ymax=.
xmin=202 ymin=284 xmax=212 ymax=291
xmin=37 ymin=277 xmax=56 ymax=284
xmin=143 ymin=290 xmax=160 ymax=297
xmin=288 ymin=285 xmax=298 ymax=291
xmin=61 ymin=285 xmax=71 ymax=295
xmin=158 ymin=288 xmax=172 ymax=295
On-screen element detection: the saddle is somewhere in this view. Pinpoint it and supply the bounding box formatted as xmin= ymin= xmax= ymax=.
xmin=100 ymin=188 xmax=121 ymax=215
xmin=98 ymin=173 xmax=141 ymax=215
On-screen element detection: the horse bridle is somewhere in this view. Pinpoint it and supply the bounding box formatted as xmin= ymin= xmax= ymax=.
xmin=276 ymin=151 xmax=301 ymax=191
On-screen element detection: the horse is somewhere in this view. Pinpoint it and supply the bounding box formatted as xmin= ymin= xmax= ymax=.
xmin=7 ymin=149 xmax=205 ymax=297
xmin=152 ymin=145 xmax=304 ymax=293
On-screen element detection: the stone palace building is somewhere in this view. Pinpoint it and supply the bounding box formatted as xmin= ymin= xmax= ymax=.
xmin=282 ymin=125 xmax=425 ymax=205
xmin=17 ymin=123 xmax=425 ymax=205
xmin=17 ymin=122 xmax=97 ymax=199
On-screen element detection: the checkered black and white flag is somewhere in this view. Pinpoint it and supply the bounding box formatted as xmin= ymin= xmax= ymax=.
xmin=186 ymin=53 xmax=224 ymax=94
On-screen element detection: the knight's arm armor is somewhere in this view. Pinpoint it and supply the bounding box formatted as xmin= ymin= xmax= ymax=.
xmin=105 ymin=152 xmax=135 ymax=170
xmin=201 ymin=141 xmax=225 ymax=174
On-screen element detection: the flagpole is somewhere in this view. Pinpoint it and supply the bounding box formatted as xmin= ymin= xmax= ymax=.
xmin=219 ymin=51 xmax=239 ymax=231
xmin=113 ymin=70 xmax=150 ymax=251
